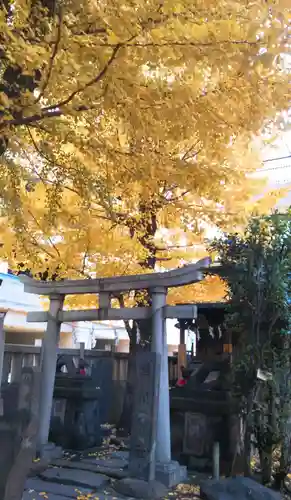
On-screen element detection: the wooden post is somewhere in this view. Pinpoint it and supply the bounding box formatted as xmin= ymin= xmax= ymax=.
xmin=10 ymin=353 xmax=23 ymax=384
xmin=2 ymin=353 xmax=10 ymax=384
xmin=23 ymin=354 xmax=34 ymax=367
xmin=37 ymin=295 xmax=63 ymax=452
xmin=79 ymin=342 xmax=85 ymax=360
xmin=177 ymin=321 xmax=187 ymax=377
xmin=223 ymin=330 xmax=233 ymax=363
xmin=151 ymin=286 xmax=171 ymax=464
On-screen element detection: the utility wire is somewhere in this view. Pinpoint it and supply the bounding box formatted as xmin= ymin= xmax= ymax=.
xmin=262 ymin=154 xmax=291 ymax=164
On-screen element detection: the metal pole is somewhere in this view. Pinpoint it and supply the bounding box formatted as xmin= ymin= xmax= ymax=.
xmin=212 ymin=441 xmax=220 ymax=479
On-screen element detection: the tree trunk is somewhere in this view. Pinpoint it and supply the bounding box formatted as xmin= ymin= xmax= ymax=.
xmin=273 ymin=339 xmax=291 ymax=491
xmin=259 ymin=381 xmax=276 ymax=485
xmin=243 ymin=420 xmax=252 ymax=477
xmin=118 ymin=202 xmax=158 ymax=434
xmin=259 ymin=447 xmax=273 ymax=485
xmin=273 ymin=439 xmax=290 ymax=491
xmin=243 ymin=393 xmax=254 ymax=477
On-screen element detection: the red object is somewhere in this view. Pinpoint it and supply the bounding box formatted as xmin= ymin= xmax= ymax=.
xmin=176 ymin=378 xmax=187 ymax=387
xmin=79 ymin=368 xmax=86 ymax=375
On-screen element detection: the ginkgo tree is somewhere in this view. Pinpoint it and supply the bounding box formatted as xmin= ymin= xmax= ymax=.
xmin=0 ymin=0 xmax=290 ymax=296
xmin=1 ymin=0 xmax=290 ymax=430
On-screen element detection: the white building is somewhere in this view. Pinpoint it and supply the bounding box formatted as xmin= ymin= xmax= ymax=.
xmin=0 ymin=266 xmax=129 ymax=350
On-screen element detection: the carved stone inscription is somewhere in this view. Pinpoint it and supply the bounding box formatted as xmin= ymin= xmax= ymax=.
xmin=129 ymin=352 xmax=161 ymax=481
xmin=183 ymin=412 xmax=208 ymax=457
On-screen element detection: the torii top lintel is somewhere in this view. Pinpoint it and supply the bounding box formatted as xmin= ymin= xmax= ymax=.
xmin=20 ymin=257 xmax=211 ymax=296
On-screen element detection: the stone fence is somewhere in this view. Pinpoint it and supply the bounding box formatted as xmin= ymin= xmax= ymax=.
xmin=1 ymin=344 xmax=179 ymax=424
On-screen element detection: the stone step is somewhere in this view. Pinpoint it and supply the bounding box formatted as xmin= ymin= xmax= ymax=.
xmin=24 ymin=493 xmax=125 ymax=500
xmin=26 ymin=477 xmax=92 ymax=498
xmin=50 ymin=459 xmax=127 ymax=479
xmin=40 ymin=467 xmax=110 ymax=489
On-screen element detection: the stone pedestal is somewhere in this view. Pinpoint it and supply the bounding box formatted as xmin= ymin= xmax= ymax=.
xmin=114 ymin=477 xmax=168 ymax=499
xmin=1 ymin=367 xmax=41 ymax=500
xmin=155 ymin=461 xmax=187 ymax=488
xmin=38 ymin=442 xmax=63 ymax=461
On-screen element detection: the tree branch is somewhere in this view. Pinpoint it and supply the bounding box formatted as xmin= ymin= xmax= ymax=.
xmin=165 ymin=190 xmax=191 ymax=202
xmin=27 ymin=209 xmax=61 ymax=258
xmin=67 ymin=25 xmax=107 ymax=36
xmin=26 ymin=209 xmax=94 ymax=279
xmin=181 ymin=140 xmax=201 ymax=161
xmin=25 ymin=126 xmax=87 ymax=197
xmin=34 ymin=9 xmax=63 ymax=104
xmin=95 ymin=39 xmax=261 ymax=48
xmin=115 ymin=293 xmax=133 ymax=338
xmin=43 ymin=44 xmax=120 ymax=111
xmin=1 ymin=98 xmax=103 ymax=129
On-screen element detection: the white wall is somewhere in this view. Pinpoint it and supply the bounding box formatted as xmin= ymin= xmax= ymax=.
xmin=0 ymin=272 xmax=72 ymax=336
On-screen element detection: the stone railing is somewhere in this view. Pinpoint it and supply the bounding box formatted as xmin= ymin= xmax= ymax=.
xmin=2 ymin=344 xmax=178 ymax=385
xmin=2 ymin=344 xmax=178 ymax=424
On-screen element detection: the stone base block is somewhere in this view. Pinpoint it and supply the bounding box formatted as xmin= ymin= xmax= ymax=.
xmin=155 ymin=460 xmax=187 ymax=488
xmin=38 ymin=442 xmax=63 ymax=461
xmin=200 ymin=476 xmax=281 ymax=500
xmin=188 ymin=456 xmax=211 ymax=471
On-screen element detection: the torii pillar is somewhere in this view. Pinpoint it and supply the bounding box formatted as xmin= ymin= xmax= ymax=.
xmin=0 ymin=311 xmax=7 ymax=415
xmin=151 ymin=287 xmax=187 ymax=486
xmin=37 ymin=295 xmax=63 ymax=456
xmin=151 ymin=287 xmax=171 ymax=463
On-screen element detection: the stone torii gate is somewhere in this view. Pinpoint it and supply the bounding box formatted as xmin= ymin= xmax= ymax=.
xmin=19 ymin=257 xmax=211 ymax=483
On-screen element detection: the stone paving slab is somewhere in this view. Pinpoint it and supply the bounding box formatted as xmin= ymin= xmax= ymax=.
xmin=40 ymin=467 xmax=110 ymax=489
xmin=25 ymin=477 xmax=92 ymax=497
xmin=23 ymin=493 xmax=74 ymax=500
xmin=82 ymin=458 xmax=128 ymax=469
xmin=110 ymin=451 xmax=130 ymax=461
xmin=50 ymin=459 xmax=127 ymax=479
